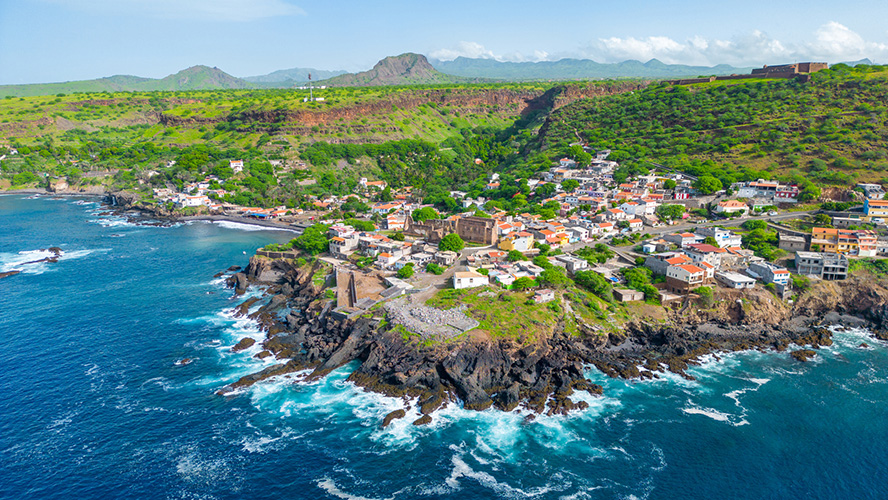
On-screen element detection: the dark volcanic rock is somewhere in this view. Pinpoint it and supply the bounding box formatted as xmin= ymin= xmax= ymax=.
xmin=0 ymin=270 xmax=22 ymax=279
xmin=382 ymin=409 xmax=406 ymax=428
xmin=215 ymin=255 xmax=888 ymax=426
xmin=232 ymin=337 xmax=256 ymax=352
xmin=412 ymin=414 xmax=433 ymax=426
xmin=790 ymin=349 xmax=818 ymax=362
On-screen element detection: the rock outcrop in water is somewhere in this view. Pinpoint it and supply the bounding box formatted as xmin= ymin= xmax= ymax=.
xmin=216 ymin=256 xmax=888 ymax=425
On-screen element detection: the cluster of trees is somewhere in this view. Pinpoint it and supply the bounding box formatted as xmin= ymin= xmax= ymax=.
xmin=621 ymin=267 xmax=660 ymax=303
xmin=741 ymin=220 xmax=785 ymax=261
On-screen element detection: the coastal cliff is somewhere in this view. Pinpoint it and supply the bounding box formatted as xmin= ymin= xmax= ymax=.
xmin=218 ymin=256 xmax=888 ymax=425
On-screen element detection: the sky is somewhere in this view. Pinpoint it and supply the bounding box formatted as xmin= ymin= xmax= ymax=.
xmin=1 ymin=0 xmax=887 ymax=84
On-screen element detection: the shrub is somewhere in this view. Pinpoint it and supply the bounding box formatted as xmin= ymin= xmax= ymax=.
xmin=396 ymin=264 xmax=414 ymax=279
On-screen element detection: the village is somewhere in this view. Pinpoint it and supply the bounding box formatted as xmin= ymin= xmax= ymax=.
xmin=147 ymin=149 xmax=888 ymax=323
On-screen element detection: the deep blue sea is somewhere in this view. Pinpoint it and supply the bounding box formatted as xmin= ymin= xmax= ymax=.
xmin=2 ymin=194 xmax=888 ymax=500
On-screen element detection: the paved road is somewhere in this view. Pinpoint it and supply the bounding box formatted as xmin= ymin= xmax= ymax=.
xmin=564 ymin=210 xmax=818 ymax=262
xmin=644 ymin=210 xmax=817 ymax=236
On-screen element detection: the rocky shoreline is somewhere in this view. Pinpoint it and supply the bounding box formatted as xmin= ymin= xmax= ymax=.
xmin=216 ymin=255 xmax=888 ymax=427
xmin=0 ymin=247 xmax=63 ymax=280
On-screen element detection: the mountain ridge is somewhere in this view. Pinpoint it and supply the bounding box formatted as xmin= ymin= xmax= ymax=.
xmin=320 ymin=53 xmax=486 ymax=87
xmin=0 ymin=65 xmax=252 ymax=97
xmin=430 ymin=56 xmax=753 ymax=80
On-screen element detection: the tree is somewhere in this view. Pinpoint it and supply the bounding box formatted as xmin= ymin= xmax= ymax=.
xmin=345 ymin=218 xmax=375 ymax=232
xmin=438 ymin=233 xmax=465 ymax=252
xmin=293 ymin=224 xmax=329 ymax=255
xmin=742 ymin=219 xmax=768 ymax=231
xmin=535 ymin=183 xmax=556 ymax=198
xmin=695 ymin=286 xmax=715 ymax=307
xmin=623 ymin=267 xmax=653 ymax=290
xmin=703 ymin=236 xmax=718 ymax=246
xmin=513 ymin=277 xmax=535 ymax=290
xmin=797 ymin=184 xmax=821 ymax=202
xmin=341 ymin=197 xmax=370 ymax=213
xmin=391 ymin=231 xmax=405 ymax=241
xmin=694 ymin=175 xmax=723 ymax=195
xmin=533 ymin=255 xmax=551 ymax=269
xmin=396 ymin=264 xmax=414 ymax=279
xmin=562 ymin=179 xmax=579 ymax=193
xmin=507 ymin=250 xmax=525 ymax=262
xmin=573 ymin=270 xmax=613 ymax=302
xmin=656 ymin=204 xmax=685 ymax=220
xmin=540 ymin=267 xmax=572 ymax=288
xmin=663 ymin=179 xmax=677 ymax=190
xmin=377 ymin=186 xmax=393 ymax=202
xmin=538 ymin=208 xmax=556 ymax=220
xmin=574 ymin=151 xmax=593 ymax=167
xmin=412 ymin=206 xmax=440 ymax=222
xmin=813 ymin=213 xmax=832 ymax=226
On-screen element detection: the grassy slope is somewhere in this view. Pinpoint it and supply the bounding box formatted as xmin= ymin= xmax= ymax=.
xmin=538 ymin=66 xmax=888 ymax=184
xmin=0 ymin=82 xmax=549 ymax=147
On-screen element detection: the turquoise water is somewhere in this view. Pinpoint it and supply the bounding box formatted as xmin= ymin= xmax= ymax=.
xmin=2 ymin=194 xmax=888 ymax=500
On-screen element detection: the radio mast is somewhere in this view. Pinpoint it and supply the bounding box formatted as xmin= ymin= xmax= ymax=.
xmin=308 ymin=73 xmax=314 ymax=102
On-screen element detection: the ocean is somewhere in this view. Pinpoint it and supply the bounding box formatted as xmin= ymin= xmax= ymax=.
xmin=2 ymin=194 xmax=887 ymax=500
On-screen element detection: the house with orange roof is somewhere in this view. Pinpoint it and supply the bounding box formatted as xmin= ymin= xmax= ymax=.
xmin=666 ymin=263 xmax=712 ymax=293
xmin=716 ymin=199 xmax=749 ymax=214
xmin=371 ymin=202 xmax=402 ymax=214
xmin=685 ymin=243 xmax=728 ymax=269
xmin=644 ymin=252 xmax=692 ymax=276
xmin=498 ymin=232 xmax=535 ymax=252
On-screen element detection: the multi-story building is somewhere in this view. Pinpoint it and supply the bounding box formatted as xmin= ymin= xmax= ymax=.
xmin=684 ymin=243 xmax=728 ymax=269
xmin=810 ymin=227 xmax=877 ymax=257
xmin=863 ymin=199 xmax=888 ymax=218
xmin=746 ymin=261 xmax=791 ymax=286
xmin=695 ymin=226 xmax=742 ymax=248
xmin=553 ymin=254 xmax=589 ymax=274
xmin=665 ymin=263 xmax=713 ymax=293
xmin=795 ymin=251 xmax=848 ymax=280
xmin=664 ymin=232 xmax=704 ymax=248
xmin=645 ymin=252 xmax=692 ymax=276
xmin=498 ymin=232 xmax=535 ymax=253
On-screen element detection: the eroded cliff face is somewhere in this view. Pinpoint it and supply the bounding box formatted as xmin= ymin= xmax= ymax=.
xmin=217 ymin=257 xmax=888 ymax=426
xmin=159 ymin=83 xmax=649 ymax=132
xmin=794 ymin=275 xmax=888 ymax=330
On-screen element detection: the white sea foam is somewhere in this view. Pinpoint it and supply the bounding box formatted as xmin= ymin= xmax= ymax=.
xmin=316 ymin=478 xmax=394 ymax=500
xmin=681 ymin=406 xmax=733 ymax=423
xmin=0 ymin=247 xmax=107 ymax=275
xmin=206 ymin=220 xmax=298 ymax=233
xmin=444 ymin=444 xmax=564 ymax=497
xmin=88 ymin=217 xmax=140 ymax=228
xmin=175 ymin=449 xmax=235 ymax=486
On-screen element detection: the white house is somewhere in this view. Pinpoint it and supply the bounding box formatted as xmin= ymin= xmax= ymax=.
xmin=454 ymin=270 xmax=488 ymax=289
xmin=230 ymin=160 xmax=244 ymax=174
xmin=715 ymin=200 xmax=748 ymax=214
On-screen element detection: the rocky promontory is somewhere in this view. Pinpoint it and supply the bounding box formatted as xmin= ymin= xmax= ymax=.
xmin=217 ymin=256 xmax=888 ymax=426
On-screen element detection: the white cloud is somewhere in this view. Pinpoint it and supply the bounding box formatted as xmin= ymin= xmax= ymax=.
xmin=582 ymin=22 xmax=887 ymax=66
xmin=41 ymin=0 xmax=305 ymax=22
xmin=430 ymin=41 xmax=496 ymax=61
xmin=430 ymin=41 xmax=550 ymax=63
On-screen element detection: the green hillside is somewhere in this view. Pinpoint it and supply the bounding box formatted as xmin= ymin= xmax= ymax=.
xmin=2 ymin=65 xmax=887 ymax=211
xmin=536 ymin=64 xmax=888 ymax=186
